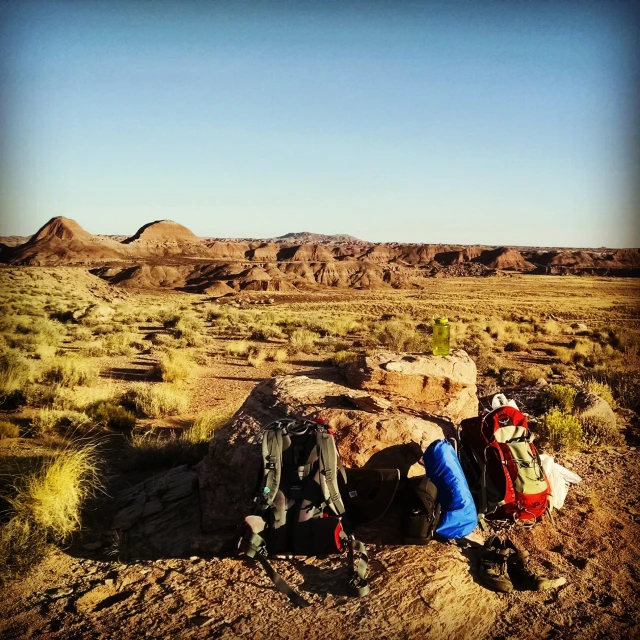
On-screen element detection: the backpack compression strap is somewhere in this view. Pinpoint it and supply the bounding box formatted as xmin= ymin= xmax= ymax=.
xmin=317 ymin=429 xmax=369 ymax=597
xmin=238 ymin=516 xmax=311 ymax=609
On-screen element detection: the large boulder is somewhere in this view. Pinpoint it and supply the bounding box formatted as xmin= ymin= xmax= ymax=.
xmin=112 ymin=352 xmax=478 ymax=556
xmin=573 ymin=391 xmax=617 ymax=431
xmin=345 ymin=350 xmax=478 ymax=423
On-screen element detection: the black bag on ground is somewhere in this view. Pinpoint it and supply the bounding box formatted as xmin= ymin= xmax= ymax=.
xmin=237 ymin=418 xmax=369 ymax=608
xmin=399 ymin=476 xmax=441 ymax=544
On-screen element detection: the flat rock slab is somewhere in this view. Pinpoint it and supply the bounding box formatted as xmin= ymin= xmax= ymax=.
xmin=345 ymin=350 xmax=478 ymax=423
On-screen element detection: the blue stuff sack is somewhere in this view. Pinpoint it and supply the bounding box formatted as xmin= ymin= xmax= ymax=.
xmin=423 ymin=440 xmax=477 ymax=539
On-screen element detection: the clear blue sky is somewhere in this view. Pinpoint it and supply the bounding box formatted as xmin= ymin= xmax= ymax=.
xmin=1 ymin=1 xmax=638 ymax=247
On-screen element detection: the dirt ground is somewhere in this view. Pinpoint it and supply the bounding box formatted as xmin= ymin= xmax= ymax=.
xmin=1 ymin=273 xmax=639 ymax=638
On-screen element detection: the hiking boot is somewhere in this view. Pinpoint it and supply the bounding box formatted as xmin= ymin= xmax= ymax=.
xmin=479 ymin=536 xmax=513 ymax=593
xmin=504 ymin=539 xmax=566 ymax=591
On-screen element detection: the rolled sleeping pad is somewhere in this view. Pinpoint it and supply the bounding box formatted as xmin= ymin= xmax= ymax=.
xmin=423 ymin=440 xmax=478 ymax=539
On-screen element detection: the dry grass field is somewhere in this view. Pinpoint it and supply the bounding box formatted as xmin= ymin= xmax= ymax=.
xmin=0 ymin=266 xmax=639 ymax=638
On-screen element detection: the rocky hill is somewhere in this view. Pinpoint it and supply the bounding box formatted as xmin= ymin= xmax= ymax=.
xmin=1 ymin=217 xmax=638 ymax=291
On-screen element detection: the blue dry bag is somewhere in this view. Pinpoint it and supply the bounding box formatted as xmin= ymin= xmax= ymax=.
xmin=423 ymin=440 xmax=477 ymax=539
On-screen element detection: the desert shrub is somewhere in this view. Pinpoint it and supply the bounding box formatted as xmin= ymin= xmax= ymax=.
xmin=12 ymin=317 xmax=64 ymax=350
xmin=289 ymin=329 xmax=319 ymax=354
xmin=127 ymin=431 xmax=201 ymax=470
xmin=120 ymin=383 xmax=189 ymax=418
xmin=544 ymin=384 xmax=577 ymax=413
xmin=537 ymin=410 xmax=583 ymax=450
xmin=247 ymin=348 xmax=267 ymax=368
xmin=165 ymin=313 xmax=204 ymax=347
xmin=584 ymin=369 xmax=640 ymax=413
xmin=8 ymin=444 xmax=100 ymax=542
xmin=267 ymin=349 xmax=288 ymax=363
xmin=155 ymin=350 xmax=193 ymax=383
xmin=42 ymin=356 xmax=100 ymax=388
xmin=499 ymin=368 xmax=522 ymax=387
xmin=0 ymin=420 xmax=20 ymax=439
xmin=0 ymin=517 xmax=46 ymax=585
xmin=583 ymin=380 xmax=617 ymax=409
xmin=86 ymin=400 xmax=136 ymax=431
xmin=331 ymin=350 xmax=359 ymax=365
xmin=32 ymin=409 xmax=92 ymax=436
xmin=474 ymin=352 xmax=503 ymax=376
xmin=521 ymin=365 xmax=549 ymax=382
xmin=78 ymin=340 xmax=106 ymax=357
xmin=504 ymin=339 xmax=529 ymax=353
xmin=460 ymin=331 xmax=494 ymax=356
xmin=183 ymin=406 xmax=238 ymax=444
xmin=103 ymin=332 xmax=143 ymax=356
xmin=580 ymin=415 xmax=624 ymax=448
xmin=374 ymin=321 xmax=428 ymax=352
xmin=251 ymin=326 xmax=286 ymax=341
xmin=226 ymin=340 xmax=251 ymax=357
xmin=0 ymin=350 xmax=33 ymax=394
xmin=485 ymin=320 xmax=507 ymax=340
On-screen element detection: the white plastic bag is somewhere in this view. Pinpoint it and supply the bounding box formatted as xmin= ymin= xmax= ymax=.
xmin=491 ymin=393 xmax=519 ymax=410
xmin=540 ymin=453 xmax=582 ymax=511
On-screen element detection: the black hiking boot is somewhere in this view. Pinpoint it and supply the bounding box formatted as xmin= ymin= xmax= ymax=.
xmin=478 ymin=536 xmax=513 ymax=593
xmin=504 ymin=538 xmax=566 ymax=591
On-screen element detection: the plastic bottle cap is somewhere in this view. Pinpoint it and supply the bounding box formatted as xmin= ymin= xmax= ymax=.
xmin=434 ymin=317 xmax=448 ymax=325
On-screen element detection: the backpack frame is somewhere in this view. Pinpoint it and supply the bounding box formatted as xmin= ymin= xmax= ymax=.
xmin=238 ymin=418 xmax=369 ymax=607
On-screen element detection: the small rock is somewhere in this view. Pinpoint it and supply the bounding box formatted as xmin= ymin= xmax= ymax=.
xmin=104 ymin=579 xmax=114 ymax=586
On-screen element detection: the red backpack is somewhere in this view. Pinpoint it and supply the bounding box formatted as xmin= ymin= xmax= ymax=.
xmin=460 ymin=406 xmax=550 ymax=522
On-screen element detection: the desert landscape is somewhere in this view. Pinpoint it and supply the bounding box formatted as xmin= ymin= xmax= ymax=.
xmin=0 ymin=217 xmax=638 ymax=639
xmin=2 ymin=1 xmax=639 ymax=637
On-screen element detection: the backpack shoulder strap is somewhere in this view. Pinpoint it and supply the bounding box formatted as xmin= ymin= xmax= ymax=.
xmin=316 ymin=427 xmax=346 ymax=516
xmin=260 ymin=421 xmax=285 ymax=505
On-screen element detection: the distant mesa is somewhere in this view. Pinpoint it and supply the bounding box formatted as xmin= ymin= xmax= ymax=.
xmin=275 ymin=231 xmax=365 ymax=244
xmin=123 ymin=220 xmax=202 ymax=246
xmin=475 ymin=247 xmax=536 ymax=271
xmin=2 ymin=216 xmax=639 ymax=287
xmin=5 ymin=216 xmax=127 ymax=266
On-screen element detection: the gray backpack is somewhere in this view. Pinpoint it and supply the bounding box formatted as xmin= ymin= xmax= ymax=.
xmin=238 ymin=418 xmax=369 ymax=607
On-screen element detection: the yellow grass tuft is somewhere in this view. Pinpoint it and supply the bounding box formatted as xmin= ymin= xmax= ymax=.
xmin=183 ymin=405 xmax=239 ymax=444
xmin=121 ymin=383 xmax=189 ymax=418
xmin=155 ymin=350 xmax=194 ymax=383
xmin=8 ymin=444 xmax=101 ymax=543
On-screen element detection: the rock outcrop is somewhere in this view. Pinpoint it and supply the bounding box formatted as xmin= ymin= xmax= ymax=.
xmin=573 ymin=391 xmax=617 ymax=432
xmin=345 ymin=350 xmax=478 ymax=423
xmin=111 ymin=351 xmax=477 ymax=556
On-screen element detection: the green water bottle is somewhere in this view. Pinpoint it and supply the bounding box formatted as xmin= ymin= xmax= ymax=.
xmin=432 ymin=317 xmax=451 ymax=356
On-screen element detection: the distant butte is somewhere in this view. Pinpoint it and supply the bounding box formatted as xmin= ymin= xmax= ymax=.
xmin=0 ymin=216 xmax=638 ymax=292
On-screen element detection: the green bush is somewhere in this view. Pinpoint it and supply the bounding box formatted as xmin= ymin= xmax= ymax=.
xmin=537 ymin=409 xmax=583 ymax=450
xmin=499 ymin=368 xmax=522 ymax=387
xmin=544 ymin=384 xmax=577 ymax=413
xmin=86 ymin=400 xmax=136 ymax=431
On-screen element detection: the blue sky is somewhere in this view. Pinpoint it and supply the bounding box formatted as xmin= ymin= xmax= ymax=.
xmin=1 ymin=1 xmax=638 ymax=247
